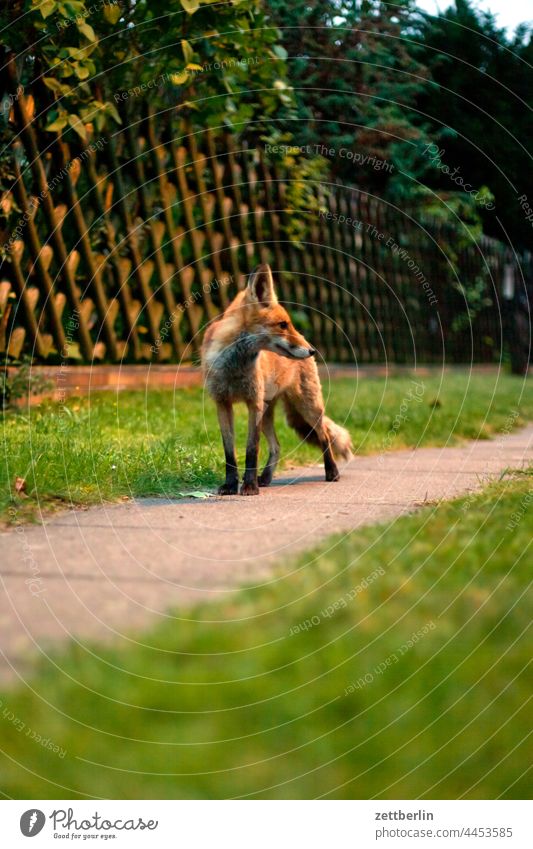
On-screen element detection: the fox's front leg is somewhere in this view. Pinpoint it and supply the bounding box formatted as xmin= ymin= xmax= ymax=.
xmin=258 ymin=400 xmax=280 ymax=487
xmin=216 ymin=402 xmax=239 ymax=495
xmin=241 ymin=401 xmax=262 ymax=495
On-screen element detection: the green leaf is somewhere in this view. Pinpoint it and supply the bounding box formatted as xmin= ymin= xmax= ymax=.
xmin=43 ymin=77 xmax=71 ymax=94
xmin=45 ymin=115 xmax=68 ymax=132
xmin=65 ymin=47 xmax=85 ymax=58
xmin=180 ymin=0 xmax=200 ymax=14
xmin=178 ymin=100 xmax=198 ymax=111
xmin=67 ymin=113 xmax=87 ymax=140
xmin=104 ymin=101 xmax=122 ymax=124
xmin=272 ymin=45 xmax=288 ymax=60
xmin=181 ymin=39 xmax=193 ymax=64
xmin=78 ymin=21 xmax=96 ymax=41
xmin=103 ymin=2 xmax=121 ymax=24
xmin=170 ymin=70 xmax=189 ymax=85
xmin=38 ymin=0 xmax=57 ymax=19
xmin=73 ymin=63 xmax=90 ymax=80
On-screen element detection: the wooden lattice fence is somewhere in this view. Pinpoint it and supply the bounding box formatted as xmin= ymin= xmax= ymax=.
xmin=1 ymin=67 xmax=530 ymax=368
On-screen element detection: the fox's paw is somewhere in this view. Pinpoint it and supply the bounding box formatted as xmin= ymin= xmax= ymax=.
xmin=218 ymin=481 xmax=239 ymax=496
xmin=240 ymin=481 xmax=260 ymax=496
xmin=258 ymin=472 xmax=273 ymax=487
xmin=325 ymin=468 xmax=340 ymax=482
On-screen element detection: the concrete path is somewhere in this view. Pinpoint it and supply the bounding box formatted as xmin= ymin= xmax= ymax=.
xmin=1 ymin=426 xmax=532 ymax=683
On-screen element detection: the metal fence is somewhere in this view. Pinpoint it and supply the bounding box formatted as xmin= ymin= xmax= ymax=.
xmin=1 ymin=77 xmax=531 ymax=369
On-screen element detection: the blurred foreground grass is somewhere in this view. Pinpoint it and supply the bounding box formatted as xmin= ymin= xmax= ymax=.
xmin=0 ymin=469 xmax=530 ymax=799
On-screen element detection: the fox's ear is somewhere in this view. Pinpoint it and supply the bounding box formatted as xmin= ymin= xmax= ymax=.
xmin=247 ymin=264 xmax=277 ymax=305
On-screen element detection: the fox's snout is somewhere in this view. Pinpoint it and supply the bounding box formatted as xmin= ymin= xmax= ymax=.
xmin=269 ymin=335 xmax=316 ymax=360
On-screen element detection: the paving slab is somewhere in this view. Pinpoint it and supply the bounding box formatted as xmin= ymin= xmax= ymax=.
xmin=1 ymin=425 xmax=532 ymax=684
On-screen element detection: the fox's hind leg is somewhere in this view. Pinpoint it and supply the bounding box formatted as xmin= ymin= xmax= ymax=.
xmin=258 ymin=401 xmax=280 ymax=487
xmin=241 ymin=400 xmax=261 ymax=496
xmin=309 ymin=413 xmax=340 ymax=482
xmin=216 ymin=402 xmax=239 ymax=495
xmin=284 ymin=392 xmax=340 ymax=482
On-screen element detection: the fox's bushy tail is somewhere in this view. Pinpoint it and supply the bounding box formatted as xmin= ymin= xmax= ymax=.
xmin=323 ymin=415 xmax=353 ymax=461
xmin=283 ymin=399 xmax=353 ymax=461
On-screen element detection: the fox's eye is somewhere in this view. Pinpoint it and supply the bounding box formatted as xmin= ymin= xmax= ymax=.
xmin=278 ymin=321 xmax=289 ymax=330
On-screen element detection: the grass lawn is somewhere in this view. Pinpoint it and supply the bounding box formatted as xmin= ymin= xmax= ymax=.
xmin=1 ymin=369 xmax=531 ymax=522
xmin=0 ymin=470 xmax=530 ymax=799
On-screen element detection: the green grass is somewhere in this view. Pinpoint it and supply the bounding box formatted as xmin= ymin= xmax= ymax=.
xmin=0 ymin=471 xmax=530 ymax=799
xmin=1 ymin=370 xmax=531 ymax=522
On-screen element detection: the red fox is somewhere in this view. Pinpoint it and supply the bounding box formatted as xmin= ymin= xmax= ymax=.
xmin=202 ymin=264 xmax=353 ymax=495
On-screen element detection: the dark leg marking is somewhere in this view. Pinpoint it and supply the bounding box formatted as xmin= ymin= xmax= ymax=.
xmin=258 ymin=401 xmax=280 ymax=487
xmin=307 ymin=411 xmax=340 ymax=482
xmin=321 ymin=438 xmax=340 ymax=482
xmin=241 ymin=402 xmax=261 ymax=495
xmin=217 ymin=402 xmax=239 ymax=495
